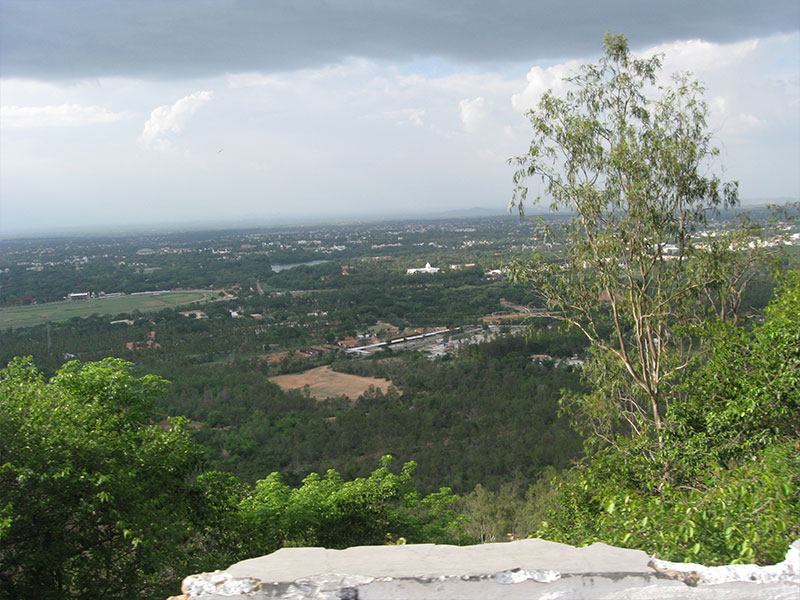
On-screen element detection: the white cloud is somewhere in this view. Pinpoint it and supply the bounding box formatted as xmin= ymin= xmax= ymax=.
xmin=140 ymin=90 xmax=214 ymax=150
xmin=737 ymin=113 xmax=764 ymax=128
xmin=644 ymin=38 xmax=759 ymax=74
xmin=510 ymin=60 xmax=582 ymax=114
xmin=0 ymin=104 xmax=127 ymax=128
xmin=710 ymin=96 xmax=728 ymax=115
xmin=459 ymin=96 xmax=485 ymax=132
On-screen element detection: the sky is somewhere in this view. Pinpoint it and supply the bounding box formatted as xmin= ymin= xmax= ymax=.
xmin=1 ymin=1 xmax=798 ymax=236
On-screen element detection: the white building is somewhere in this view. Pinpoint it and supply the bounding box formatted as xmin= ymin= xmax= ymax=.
xmin=406 ymin=262 xmax=440 ymax=274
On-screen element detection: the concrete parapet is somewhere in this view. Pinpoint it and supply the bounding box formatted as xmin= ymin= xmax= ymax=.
xmin=176 ymin=538 xmax=800 ymax=599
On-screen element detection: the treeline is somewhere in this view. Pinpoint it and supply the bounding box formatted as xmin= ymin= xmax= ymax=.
xmin=246 ymin=263 xmax=537 ymax=331
xmin=0 ymin=252 xmax=273 ymax=305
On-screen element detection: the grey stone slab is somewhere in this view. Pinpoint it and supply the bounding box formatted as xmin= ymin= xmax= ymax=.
xmin=181 ymin=538 xmax=800 ymax=600
xmin=226 ymin=538 xmax=653 ymax=582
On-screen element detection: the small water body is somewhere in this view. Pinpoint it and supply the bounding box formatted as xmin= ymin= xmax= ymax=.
xmin=271 ymin=260 xmax=330 ymax=273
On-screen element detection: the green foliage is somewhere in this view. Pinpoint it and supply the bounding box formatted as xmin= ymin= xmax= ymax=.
xmin=459 ymin=483 xmax=523 ymax=544
xmin=0 ymin=358 xmax=210 ymax=600
xmin=673 ymin=271 xmax=800 ymax=465
xmin=192 ymin=470 xmax=255 ymax=566
xmin=533 ymin=274 xmax=800 ymax=565
xmin=536 ymin=440 xmax=799 ymax=565
xmin=0 ymin=359 xmax=470 ymax=600
xmin=241 ymin=457 xmax=463 ymax=550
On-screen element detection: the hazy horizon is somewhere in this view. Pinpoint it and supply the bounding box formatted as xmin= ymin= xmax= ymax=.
xmin=2 ymin=197 xmax=795 ymax=241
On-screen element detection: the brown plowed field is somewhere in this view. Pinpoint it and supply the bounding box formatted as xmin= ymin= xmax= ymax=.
xmin=268 ymin=366 xmax=395 ymax=401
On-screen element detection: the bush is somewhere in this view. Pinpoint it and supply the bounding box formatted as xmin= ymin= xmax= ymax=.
xmin=534 ymin=273 xmax=800 ymax=565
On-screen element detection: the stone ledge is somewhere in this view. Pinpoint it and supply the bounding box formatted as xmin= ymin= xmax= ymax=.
xmin=176 ymin=538 xmax=800 ymax=599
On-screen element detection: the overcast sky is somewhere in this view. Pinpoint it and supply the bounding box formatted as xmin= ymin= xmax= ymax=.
xmin=1 ymin=1 xmax=798 ymax=235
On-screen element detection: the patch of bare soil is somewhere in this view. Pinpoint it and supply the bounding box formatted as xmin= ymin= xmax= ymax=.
xmin=268 ymin=365 xmax=395 ymax=401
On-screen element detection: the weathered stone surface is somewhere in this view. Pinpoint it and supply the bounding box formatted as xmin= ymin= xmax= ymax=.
xmin=178 ymin=538 xmax=800 ymax=599
xmin=182 ymin=571 xmax=261 ymax=597
xmin=649 ymin=538 xmax=800 ymax=585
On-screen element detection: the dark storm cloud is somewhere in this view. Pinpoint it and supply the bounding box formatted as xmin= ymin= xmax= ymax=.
xmin=1 ymin=0 xmax=798 ymax=79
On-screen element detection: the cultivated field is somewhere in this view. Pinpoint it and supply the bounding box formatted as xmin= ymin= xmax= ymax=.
xmin=269 ymin=365 xmax=395 ymax=401
xmin=0 ymin=290 xmax=217 ymax=328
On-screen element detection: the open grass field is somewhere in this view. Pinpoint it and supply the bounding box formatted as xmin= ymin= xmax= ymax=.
xmin=0 ymin=290 xmax=218 ymax=329
xmin=269 ymin=365 xmax=396 ymax=401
